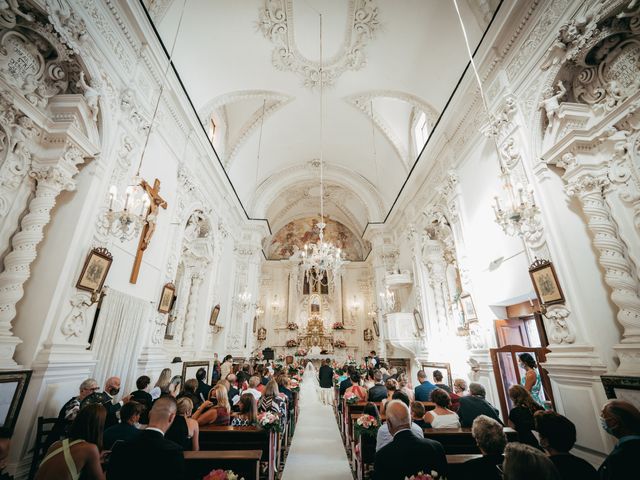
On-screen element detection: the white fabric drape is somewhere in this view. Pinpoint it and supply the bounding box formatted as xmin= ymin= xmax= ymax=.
xmin=92 ymin=288 xmax=151 ymax=395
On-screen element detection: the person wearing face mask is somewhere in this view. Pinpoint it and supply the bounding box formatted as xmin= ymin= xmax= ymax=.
xmin=598 ymin=399 xmax=640 ymax=480
xmin=533 ymin=410 xmax=597 ymax=480
xmin=81 ymin=377 xmax=130 ymax=429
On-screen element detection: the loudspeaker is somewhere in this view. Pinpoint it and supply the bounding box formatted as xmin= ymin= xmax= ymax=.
xmin=262 ymin=347 xmax=274 ymax=360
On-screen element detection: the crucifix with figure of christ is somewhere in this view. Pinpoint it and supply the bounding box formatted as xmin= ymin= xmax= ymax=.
xmin=130 ymin=178 xmax=167 ymax=284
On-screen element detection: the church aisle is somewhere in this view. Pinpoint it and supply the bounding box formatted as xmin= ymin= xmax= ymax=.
xmin=281 ymin=370 xmax=354 ymax=480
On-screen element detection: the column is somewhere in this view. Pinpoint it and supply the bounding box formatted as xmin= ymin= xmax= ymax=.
xmin=0 ymin=146 xmax=85 ymax=367
xmin=182 ymin=274 xmax=203 ymax=348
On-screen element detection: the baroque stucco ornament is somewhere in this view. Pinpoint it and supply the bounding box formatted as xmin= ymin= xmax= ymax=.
xmin=259 ymin=0 xmax=380 ymax=88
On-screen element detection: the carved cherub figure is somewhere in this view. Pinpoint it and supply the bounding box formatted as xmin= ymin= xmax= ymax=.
xmin=539 ymin=80 xmax=567 ymax=133
xmin=76 ymin=71 xmax=100 ymax=121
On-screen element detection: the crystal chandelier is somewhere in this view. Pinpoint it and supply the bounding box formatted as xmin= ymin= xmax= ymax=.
xmin=379 ymin=287 xmax=396 ymax=313
xmin=236 ymin=290 xmax=253 ymax=313
xmin=294 ymin=14 xmax=345 ymax=287
xmin=492 ymin=167 xmax=541 ymax=237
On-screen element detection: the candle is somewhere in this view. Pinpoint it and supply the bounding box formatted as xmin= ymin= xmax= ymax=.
xmin=108 ymin=185 xmax=117 ymax=211
xmin=494 ymin=196 xmax=501 ymax=211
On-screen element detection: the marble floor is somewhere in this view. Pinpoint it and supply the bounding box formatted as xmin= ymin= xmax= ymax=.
xmin=281 ymin=369 xmax=353 ymax=480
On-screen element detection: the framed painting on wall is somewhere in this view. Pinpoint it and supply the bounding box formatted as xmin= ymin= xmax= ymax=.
xmin=76 ymin=248 xmax=113 ymax=293
xmin=158 ymin=283 xmax=176 ymax=314
xmin=372 ymin=319 xmax=380 ymax=337
xmin=529 ymin=258 xmax=564 ymax=306
xmin=601 ymin=375 xmax=640 ymax=410
xmin=181 ymin=361 xmax=209 ymax=384
xmin=460 ymin=293 xmax=477 ymax=321
xmin=0 ymin=370 xmax=32 ymax=435
xmin=209 ymin=304 xmax=220 ymax=326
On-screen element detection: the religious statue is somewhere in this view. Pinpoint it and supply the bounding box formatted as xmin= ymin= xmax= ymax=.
xmin=539 ymin=81 xmax=567 ymax=133
xmin=76 ymin=71 xmax=100 ymax=122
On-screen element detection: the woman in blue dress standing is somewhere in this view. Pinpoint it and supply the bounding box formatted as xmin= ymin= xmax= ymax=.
xmin=518 ymin=353 xmax=547 ymax=409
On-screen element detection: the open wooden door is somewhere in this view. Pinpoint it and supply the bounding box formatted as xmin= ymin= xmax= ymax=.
xmin=489 ymin=345 xmax=555 ymax=422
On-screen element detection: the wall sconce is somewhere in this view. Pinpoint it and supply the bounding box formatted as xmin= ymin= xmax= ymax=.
xmin=349 ymin=295 xmax=360 ymax=316
xmin=271 ymin=294 xmax=282 ymax=314
xmin=255 ymin=304 xmax=264 ymax=318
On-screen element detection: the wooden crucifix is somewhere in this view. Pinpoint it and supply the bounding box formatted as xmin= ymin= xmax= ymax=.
xmin=130 ymin=178 xmax=168 ymax=284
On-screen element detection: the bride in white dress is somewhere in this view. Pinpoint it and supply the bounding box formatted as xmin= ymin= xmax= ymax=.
xmin=302 ymin=361 xmax=323 ymax=403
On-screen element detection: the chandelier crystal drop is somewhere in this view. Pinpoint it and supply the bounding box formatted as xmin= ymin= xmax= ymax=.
xmin=292 ymin=14 xmax=346 ymax=287
xmin=492 ymin=165 xmax=541 ymax=237
xmin=103 ymin=178 xmax=150 ymax=242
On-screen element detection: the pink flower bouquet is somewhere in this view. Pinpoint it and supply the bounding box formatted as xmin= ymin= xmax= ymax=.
xmin=354 ymin=414 xmax=379 ymax=437
xmin=202 ymin=469 xmax=242 ymax=480
xmin=404 ymin=471 xmax=440 ymax=480
xmin=257 ymin=411 xmax=281 ymax=433
xmin=344 ymin=391 xmax=359 ymax=404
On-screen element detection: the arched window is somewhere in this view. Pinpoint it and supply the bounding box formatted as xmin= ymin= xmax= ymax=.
xmin=413 ymin=110 xmax=429 ymax=154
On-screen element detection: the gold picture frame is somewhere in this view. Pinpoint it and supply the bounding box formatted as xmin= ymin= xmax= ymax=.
xmin=158 ymin=283 xmax=176 ymax=314
xmin=460 ymin=293 xmax=477 ymax=321
xmin=529 ymin=258 xmax=565 ymax=306
xmin=76 ymin=247 xmax=113 ymax=293
xmin=209 ymin=304 xmax=221 ymax=326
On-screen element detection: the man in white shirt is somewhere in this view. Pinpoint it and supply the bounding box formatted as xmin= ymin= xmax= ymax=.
xmin=376 ymin=391 xmax=424 ymax=451
xmin=242 ymin=376 xmax=263 ymax=401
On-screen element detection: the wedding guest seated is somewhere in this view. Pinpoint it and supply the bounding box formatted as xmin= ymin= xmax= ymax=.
xmin=380 ymin=379 xmax=399 ymax=415
xmin=449 ymin=378 xmax=467 ymax=412
xmin=534 ymin=410 xmax=597 ymax=480
xmin=237 ymin=364 xmax=252 ymax=389
xmin=368 ymin=370 xmax=387 ymax=402
xmin=397 ymin=373 xmax=414 ymax=402
xmin=243 ymin=376 xmax=263 ymax=401
xmin=36 ymin=404 xmax=106 ymax=480
xmin=195 ymin=368 xmax=212 ymax=402
xmin=220 ymin=354 xmax=233 ymax=381
xmin=276 ymin=374 xmax=293 ymax=408
xmin=345 ymin=372 xmax=368 ymax=403
xmin=150 ymin=368 xmax=172 ymax=401
xmin=364 ymin=402 xmax=381 ymax=424
xmin=81 ymin=377 xmax=128 ymax=430
xmin=339 ymin=367 xmax=355 ymax=396
xmin=462 ymin=415 xmax=507 ymax=480
xmin=166 ymin=397 xmax=199 ymax=451
xmin=192 ymin=384 xmax=231 ymax=426
xmin=226 ymin=374 xmax=240 ymax=405
xmin=414 ymin=370 xmax=436 ymax=402
xmin=103 ymin=401 xmax=142 ymax=450
xmin=598 ymin=399 xmax=640 ymax=480
xmin=502 ymin=442 xmax=561 ymax=480
xmin=130 ymin=376 xmax=152 ymax=424
xmin=107 ymin=397 xmax=184 ymax=479
xmin=373 ymin=400 xmax=447 ymax=480
xmin=167 ymin=375 xmax=182 ymax=398
xmin=458 ymin=382 xmax=502 ymax=427
xmin=177 ymin=378 xmax=202 ymax=413
xmin=258 ymin=379 xmax=287 ymax=424
xmin=380 ymin=367 xmax=390 ymax=382
xmin=47 ymin=378 xmax=99 ymax=447
xmin=232 ymin=393 xmax=258 ymax=426
xmin=508 ymin=384 xmax=544 ymax=448
xmin=363 ymin=369 xmax=375 ymax=389
xmin=254 ymin=366 xmax=266 ymax=393
xmin=424 ymin=388 xmax=460 ymax=428
xmin=376 ymin=392 xmax=424 ymax=451
xmin=433 ymin=370 xmax=452 ymax=393
xmin=410 ymin=402 xmax=431 ymax=429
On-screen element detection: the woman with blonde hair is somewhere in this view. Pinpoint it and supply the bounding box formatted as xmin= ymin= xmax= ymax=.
xmin=166 ymin=397 xmax=200 ymax=451
xmin=150 ymin=368 xmax=172 ymax=400
xmin=192 ymin=384 xmax=231 ymax=426
xmin=508 ymin=384 xmax=544 ymax=449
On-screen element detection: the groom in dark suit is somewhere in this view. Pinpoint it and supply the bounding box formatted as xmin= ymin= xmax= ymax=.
xmin=373 ymin=400 xmax=448 ymax=480
xmin=107 ymin=396 xmax=184 ymax=479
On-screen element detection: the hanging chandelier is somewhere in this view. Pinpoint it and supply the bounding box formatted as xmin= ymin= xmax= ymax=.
xmin=103 ymin=0 xmax=187 ymax=242
xmin=294 ymin=14 xmax=345 ymax=288
xmin=492 ymin=166 xmax=540 ymax=237
xmin=379 ymin=286 xmax=396 ymax=313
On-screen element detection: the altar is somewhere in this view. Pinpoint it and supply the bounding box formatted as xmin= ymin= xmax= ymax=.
xmin=298 ymin=315 xmax=334 ymax=351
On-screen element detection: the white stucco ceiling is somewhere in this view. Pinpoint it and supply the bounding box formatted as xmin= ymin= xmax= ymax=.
xmin=147 ymin=0 xmax=497 ymax=235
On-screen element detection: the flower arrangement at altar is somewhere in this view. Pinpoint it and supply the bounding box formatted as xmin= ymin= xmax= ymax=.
xmin=202 ymin=469 xmax=243 ymax=480
xmin=286 ymin=339 xmax=298 ymax=347
xmin=277 ymin=354 xmax=285 ymax=361
xmin=333 ymin=340 xmax=347 ymax=348
xmin=404 ymin=471 xmax=441 ymax=480
xmin=344 ymin=391 xmax=359 ymax=404
xmin=257 ymin=411 xmax=281 ymax=433
xmin=332 ymin=322 xmax=345 ymax=330
xmin=354 ymin=414 xmax=379 ymax=437
xmin=286 ymin=322 xmax=298 ymax=330
xmin=294 ymin=347 xmax=306 ymax=356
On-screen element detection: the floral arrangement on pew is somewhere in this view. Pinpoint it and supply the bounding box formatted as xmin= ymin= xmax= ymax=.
xmin=286 ymin=322 xmax=299 ymax=330
xmin=289 ymin=378 xmax=300 ymax=392
xmin=286 ymin=339 xmax=298 ymax=348
xmin=257 ymin=411 xmax=281 ymax=433
xmin=344 ymin=391 xmax=359 ymax=405
xmin=404 ymin=471 xmax=442 ymax=480
xmin=202 ymin=469 xmax=243 ymax=480
xmin=333 ymin=340 xmax=347 ymax=349
xmin=332 ymin=322 xmax=345 ymax=330
xmin=354 ymin=414 xmax=379 ymax=437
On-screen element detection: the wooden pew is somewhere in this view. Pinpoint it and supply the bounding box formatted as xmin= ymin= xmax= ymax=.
xmin=199 ymin=426 xmax=279 ymax=480
xmin=423 ymin=427 xmax=517 ymax=454
xmin=184 ymin=450 xmax=261 ymax=480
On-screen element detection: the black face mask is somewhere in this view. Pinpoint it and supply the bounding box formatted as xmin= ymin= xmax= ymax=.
xmin=109 ymin=387 xmax=120 ymax=396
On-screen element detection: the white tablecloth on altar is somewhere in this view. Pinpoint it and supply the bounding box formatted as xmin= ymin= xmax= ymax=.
xmin=306 ymin=353 xmax=334 ymax=361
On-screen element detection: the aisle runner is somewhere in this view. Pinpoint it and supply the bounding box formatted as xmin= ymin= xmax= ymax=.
xmin=281 ymin=371 xmax=353 ymax=480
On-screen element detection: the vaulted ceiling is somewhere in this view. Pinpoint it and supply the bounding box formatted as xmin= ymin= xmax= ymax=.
xmin=146 ymin=0 xmax=498 ymax=239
